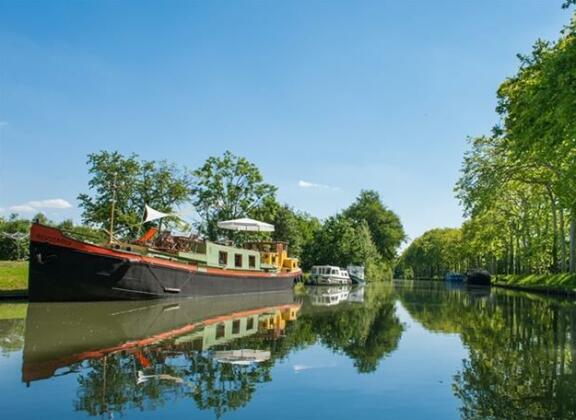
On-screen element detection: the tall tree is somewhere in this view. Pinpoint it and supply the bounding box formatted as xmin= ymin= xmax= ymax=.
xmin=343 ymin=190 xmax=405 ymax=262
xmin=307 ymin=214 xmax=383 ymax=276
xmin=77 ymin=151 xmax=192 ymax=239
xmin=190 ymin=151 xmax=276 ymax=241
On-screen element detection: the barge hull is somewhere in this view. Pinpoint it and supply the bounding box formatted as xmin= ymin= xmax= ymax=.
xmin=29 ymin=241 xmax=297 ymax=302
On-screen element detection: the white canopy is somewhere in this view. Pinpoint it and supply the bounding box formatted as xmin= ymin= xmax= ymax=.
xmin=217 ymin=217 xmax=275 ymax=232
xmin=143 ymin=205 xmax=171 ymax=223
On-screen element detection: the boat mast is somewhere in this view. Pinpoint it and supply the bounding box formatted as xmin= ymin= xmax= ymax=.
xmin=109 ymin=172 xmax=118 ymax=243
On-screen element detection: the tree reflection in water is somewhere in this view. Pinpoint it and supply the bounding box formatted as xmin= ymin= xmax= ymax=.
xmin=396 ymin=281 xmax=576 ymax=419
xmin=8 ymin=282 xmax=576 ymax=418
xmin=0 ymin=303 xmax=26 ymax=357
xmin=75 ymin=350 xmax=273 ymax=418
xmin=298 ymin=284 xmax=403 ymax=373
xmin=70 ymin=284 xmax=403 ymax=417
xmin=72 ymin=307 xmax=297 ymax=418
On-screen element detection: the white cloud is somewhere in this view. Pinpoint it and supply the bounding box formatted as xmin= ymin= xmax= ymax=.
xmin=28 ymin=199 xmax=72 ymax=209
xmin=8 ymin=198 xmax=72 ymax=213
xmin=298 ymin=180 xmax=339 ymax=191
xmin=9 ymin=205 xmax=36 ymax=213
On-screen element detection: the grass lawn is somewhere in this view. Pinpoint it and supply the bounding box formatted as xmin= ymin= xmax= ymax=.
xmin=494 ymin=273 xmax=576 ymax=293
xmin=0 ymin=261 xmax=28 ymax=295
xmin=0 ymin=303 xmax=28 ymax=319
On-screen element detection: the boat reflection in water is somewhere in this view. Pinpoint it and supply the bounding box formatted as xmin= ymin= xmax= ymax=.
xmin=22 ymin=290 xmax=300 ymax=417
xmin=213 ymin=349 xmax=271 ymax=365
xmin=306 ymin=285 xmax=365 ymax=306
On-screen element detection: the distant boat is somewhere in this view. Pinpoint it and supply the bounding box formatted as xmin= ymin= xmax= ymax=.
xmin=346 ymin=265 xmax=366 ymax=284
xmin=309 ymin=266 xmax=351 ymax=285
xmin=444 ymin=272 xmax=465 ymax=282
xmin=466 ymin=269 xmax=491 ymax=286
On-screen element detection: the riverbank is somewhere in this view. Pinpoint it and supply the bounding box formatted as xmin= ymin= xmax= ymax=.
xmin=493 ymin=274 xmax=576 ymax=297
xmin=0 ymin=261 xmax=28 ymax=298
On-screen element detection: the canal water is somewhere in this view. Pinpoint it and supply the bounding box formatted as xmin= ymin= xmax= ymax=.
xmin=0 ymin=281 xmax=575 ymax=419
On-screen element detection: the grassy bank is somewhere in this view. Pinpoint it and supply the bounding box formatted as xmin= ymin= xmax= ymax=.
xmin=0 ymin=261 xmax=28 ymax=297
xmin=494 ymin=273 xmax=576 ymax=295
xmin=0 ymin=303 xmax=28 ymax=319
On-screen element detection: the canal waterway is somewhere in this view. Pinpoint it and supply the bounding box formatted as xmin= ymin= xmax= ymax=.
xmin=0 ymin=281 xmax=575 ymax=419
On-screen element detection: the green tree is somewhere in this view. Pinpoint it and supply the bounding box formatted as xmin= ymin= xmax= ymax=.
xmin=398 ymin=228 xmax=465 ymax=279
xmin=191 ymin=151 xmax=277 ymax=241
xmin=0 ymin=214 xmax=31 ymax=260
xmin=450 ymin=6 xmax=576 ymax=275
xmin=250 ymin=198 xmax=321 ymax=261
xmin=77 ymin=151 xmax=192 ymax=239
xmin=307 ymin=214 xmax=385 ymax=277
xmin=343 ymin=190 xmax=405 ymax=262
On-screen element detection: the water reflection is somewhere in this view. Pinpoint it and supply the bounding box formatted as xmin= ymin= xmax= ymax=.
xmin=300 ymin=283 xmax=403 ymax=373
xmin=21 ymin=291 xmax=299 ymax=417
xmin=395 ymin=281 xmax=576 ymax=419
xmin=0 ymin=303 xmax=26 ymax=356
xmin=3 ymin=281 xmax=576 ymax=417
xmin=306 ymin=285 xmax=351 ymax=306
xmin=304 ymin=285 xmax=365 ymax=306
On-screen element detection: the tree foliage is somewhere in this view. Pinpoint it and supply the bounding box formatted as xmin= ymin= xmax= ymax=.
xmin=0 ymin=214 xmax=31 ymax=260
xmin=343 ymin=190 xmax=406 ymax=261
xmin=305 ymin=190 xmax=404 ymax=280
xmin=250 ymin=198 xmax=321 ymax=260
xmin=78 ymin=151 xmax=192 ymax=239
xmin=191 ymin=151 xmax=276 ymax=241
xmin=410 ymin=6 xmax=576 ymax=278
xmin=397 ymin=228 xmax=464 ymax=279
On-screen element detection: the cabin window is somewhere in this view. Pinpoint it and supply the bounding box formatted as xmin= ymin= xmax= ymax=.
xmin=216 ymin=323 xmax=225 ymax=339
xmin=247 ymin=317 xmax=254 ymax=330
xmin=219 ymin=251 xmax=228 ymax=265
xmin=249 ymin=255 xmax=256 ymax=268
xmin=232 ymin=319 xmax=241 ymax=334
xmin=235 ymin=254 xmax=243 ymax=268
xmin=332 ymin=268 xmax=338 ymax=275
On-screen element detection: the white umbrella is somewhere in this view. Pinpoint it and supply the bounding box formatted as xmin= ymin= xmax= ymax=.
xmin=217 ymin=218 xmax=275 ymax=232
xmin=213 ymin=349 xmax=271 ymax=365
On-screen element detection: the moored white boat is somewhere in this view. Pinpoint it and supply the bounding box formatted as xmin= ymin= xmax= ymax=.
xmin=309 ymin=266 xmax=351 ymax=285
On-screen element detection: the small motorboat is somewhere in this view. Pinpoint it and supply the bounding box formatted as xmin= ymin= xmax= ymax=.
xmin=309 ymin=266 xmax=351 ymax=285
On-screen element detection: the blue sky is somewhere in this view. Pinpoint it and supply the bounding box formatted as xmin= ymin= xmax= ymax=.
xmin=0 ymin=1 xmax=571 ymax=242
